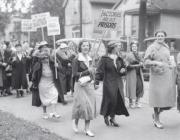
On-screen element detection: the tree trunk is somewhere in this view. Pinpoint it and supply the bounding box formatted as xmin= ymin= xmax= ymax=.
xmin=138 ymin=0 xmax=147 ymax=51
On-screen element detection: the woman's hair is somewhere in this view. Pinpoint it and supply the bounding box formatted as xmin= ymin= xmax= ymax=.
xmin=130 ymin=41 xmax=139 ymax=51
xmin=154 ymin=30 xmax=167 ymax=37
xmin=78 ymin=40 xmax=91 ymax=52
xmin=15 ymin=44 xmax=22 ymax=48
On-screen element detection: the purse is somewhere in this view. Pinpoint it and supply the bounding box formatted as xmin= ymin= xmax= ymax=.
xmin=78 ymin=72 xmax=91 ymax=86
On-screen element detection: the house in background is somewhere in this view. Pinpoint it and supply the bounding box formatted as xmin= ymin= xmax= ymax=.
xmin=64 ymin=0 xmax=119 ymax=38
xmin=113 ymin=0 xmax=180 ymax=39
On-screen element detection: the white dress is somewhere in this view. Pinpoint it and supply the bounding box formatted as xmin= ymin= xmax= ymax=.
xmin=39 ymin=63 xmax=58 ymax=106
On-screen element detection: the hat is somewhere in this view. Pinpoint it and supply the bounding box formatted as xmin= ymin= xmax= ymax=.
xmin=59 ymin=43 xmax=68 ymax=49
xmin=38 ymin=41 xmax=48 ymax=49
xmin=103 ymin=40 xmax=120 ymax=48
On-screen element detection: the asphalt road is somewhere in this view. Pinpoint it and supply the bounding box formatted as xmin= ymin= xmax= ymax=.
xmin=0 ymin=82 xmax=180 ymax=140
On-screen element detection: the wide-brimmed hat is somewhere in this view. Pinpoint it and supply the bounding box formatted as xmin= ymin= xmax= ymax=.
xmin=103 ymin=40 xmax=121 ymax=48
xmin=38 ymin=41 xmax=48 ymax=50
xmin=59 ymin=43 xmax=69 ymax=49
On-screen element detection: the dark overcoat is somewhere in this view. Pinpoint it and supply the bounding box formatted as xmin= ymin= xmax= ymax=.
xmin=31 ymin=58 xmax=59 ymax=107
xmin=11 ymin=56 xmax=28 ymax=89
xmin=95 ymin=56 xmax=129 ymax=117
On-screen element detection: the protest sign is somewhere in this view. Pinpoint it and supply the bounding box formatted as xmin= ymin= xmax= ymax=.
xmin=21 ymin=19 xmax=36 ymax=32
xmin=94 ymin=9 xmax=122 ymax=32
xmin=47 ymin=17 xmax=60 ymax=36
xmin=31 ymin=12 xmax=50 ymax=28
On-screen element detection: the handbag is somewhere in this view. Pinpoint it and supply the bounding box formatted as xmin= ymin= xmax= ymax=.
xmin=31 ymin=84 xmax=41 ymax=107
xmin=78 ymin=72 xmax=91 ymax=86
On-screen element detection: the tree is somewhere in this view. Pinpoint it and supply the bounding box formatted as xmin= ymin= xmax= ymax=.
xmin=0 ymin=12 xmax=10 ymax=36
xmin=31 ymin=0 xmax=66 ymax=43
xmin=138 ymin=0 xmax=147 ymax=51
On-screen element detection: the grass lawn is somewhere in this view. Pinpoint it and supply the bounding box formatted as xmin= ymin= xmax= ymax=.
xmin=0 ymin=110 xmax=66 ymax=140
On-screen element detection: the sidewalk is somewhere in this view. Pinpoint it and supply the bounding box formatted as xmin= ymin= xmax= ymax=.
xmin=0 ymin=83 xmax=180 ymax=140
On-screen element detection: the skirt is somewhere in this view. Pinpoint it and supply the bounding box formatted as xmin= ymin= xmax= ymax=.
xmin=39 ymin=76 xmax=58 ymax=106
xmin=72 ymin=82 xmax=97 ymax=120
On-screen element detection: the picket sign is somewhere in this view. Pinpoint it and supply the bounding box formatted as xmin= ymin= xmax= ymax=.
xmin=47 ymin=17 xmax=61 ymax=36
xmin=21 ymin=19 xmax=36 ymax=44
xmin=94 ymin=9 xmax=122 ymax=32
xmin=47 ymin=16 xmax=61 ymax=79
xmin=31 ymin=12 xmax=50 ymax=41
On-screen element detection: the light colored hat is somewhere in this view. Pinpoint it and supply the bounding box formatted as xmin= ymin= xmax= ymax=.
xmin=38 ymin=41 xmax=48 ymax=49
xmin=59 ymin=43 xmax=68 ymax=49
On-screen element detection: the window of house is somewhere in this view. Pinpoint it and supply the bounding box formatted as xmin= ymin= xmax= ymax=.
xmin=131 ymin=16 xmax=138 ymax=37
xmin=72 ymin=26 xmax=80 ymax=38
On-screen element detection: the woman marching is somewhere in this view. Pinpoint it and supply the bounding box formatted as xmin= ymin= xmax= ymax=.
xmin=126 ymin=41 xmax=144 ymax=108
xmin=72 ymin=40 xmax=96 ymax=137
xmin=144 ymin=30 xmax=176 ymax=129
xmin=32 ymin=41 xmax=60 ymax=119
xmin=95 ymin=40 xmax=129 ymax=127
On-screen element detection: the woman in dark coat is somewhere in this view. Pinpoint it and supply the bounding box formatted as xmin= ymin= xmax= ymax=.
xmin=95 ymin=40 xmax=129 ymax=127
xmin=11 ymin=44 xmax=28 ymax=97
xmin=32 ymin=41 xmax=60 ymax=119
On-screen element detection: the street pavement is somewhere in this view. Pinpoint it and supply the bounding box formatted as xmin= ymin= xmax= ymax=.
xmin=0 ymin=82 xmax=180 ymax=140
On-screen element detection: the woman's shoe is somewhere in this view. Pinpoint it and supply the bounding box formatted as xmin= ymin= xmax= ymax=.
xmin=49 ymin=113 xmax=61 ymax=118
xmin=72 ymin=121 xmax=79 ymax=133
xmin=104 ymin=116 xmax=109 ymax=126
xmin=85 ymin=130 xmax=95 ymax=137
xmin=129 ymin=103 xmax=136 ymax=109
xmin=154 ymin=121 xmax=164 ymax=129
xmin=42 ymin=113 xmax=49 ymax=119
xmin=110 ymin=118 xmax=120 ymax=127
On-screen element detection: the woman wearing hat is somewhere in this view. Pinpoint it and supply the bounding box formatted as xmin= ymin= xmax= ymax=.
xmin=126 ymin=41 xmax=144 ymax=108
xmin=95 ymin=40 xmax=129 ymax=127
xmin=144 ymin=30 xmax=176 ymax=129
xmin=32 ymin=41 xmax=60 ymax=119
xmin=72 ymin=40 xmax=96 ymax=137
xmin=11 ymin=43 xmax=28 ymax=97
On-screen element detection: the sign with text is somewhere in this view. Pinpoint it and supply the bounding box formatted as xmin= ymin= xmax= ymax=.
xmin=31 ymin=12 xmax=50 ymax=28
xmin=47 ymin=17 xmax=60 ymax=36
xmin=94 ymin=9 xmax=122 ymax=32
xmin=21 ymin=19 xmax=36 ymax=32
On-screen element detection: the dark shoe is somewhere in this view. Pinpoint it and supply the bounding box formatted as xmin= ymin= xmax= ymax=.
xmin=62 ymin=101 xmax=68 ymax=105
xmin=104 ymin=116 xmax=109 ymax=126
xmin=20 ymin=90 xmax=24 ymax=97
xmin=110 ymin=118 xmax=120 ymax=127
xmin=16 ymin=91 xmax=20 ymax=98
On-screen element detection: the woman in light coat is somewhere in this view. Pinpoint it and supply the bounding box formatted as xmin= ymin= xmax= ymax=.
xmin=144 ymin=31 xmax=176 ymax=129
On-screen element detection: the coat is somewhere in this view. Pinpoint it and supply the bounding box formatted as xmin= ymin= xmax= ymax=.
xmin=31 ymin=58 xmax=58 ymax=106
xmin=95 ymin=55 xmax=129 ymax=117
xmin=126 ymin=52 xmax=144 ymax=99
xmin=144 ymin=41 xmax=176 ymax=107
xmin=11 ymin=55 xmax=28 ymax=89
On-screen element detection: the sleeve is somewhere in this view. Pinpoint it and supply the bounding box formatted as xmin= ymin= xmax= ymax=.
xmin=177 ymin=53 xmax=180 ymax=64
xmin=144 ymin=45 xmax=155 ymax=67
xmin=95 ymin=57 xmax=105 ymax=85
xmin=72 ymin=58 xmax=90 ymax=79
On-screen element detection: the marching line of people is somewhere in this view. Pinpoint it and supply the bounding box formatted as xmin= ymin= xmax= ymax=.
xmin=1 ymin=30 xmax=180 ymax=137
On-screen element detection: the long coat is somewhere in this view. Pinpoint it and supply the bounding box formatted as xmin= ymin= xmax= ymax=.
xmin=31 ymin=59 xmax=58 ymax=107
xmin=144 ymin=41 xmax=176 ymax=107
xmin=95 ymin=55 xmax=129 ymax=117
xmin=11 ymin=55 xmax=28 ymax=89
xmin=126 ymin=52 xmax=144 ymax=99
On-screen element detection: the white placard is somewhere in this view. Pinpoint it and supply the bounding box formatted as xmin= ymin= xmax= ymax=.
xmin=21 ymin=19 xmax=36 ymax=32
xmin=31 ymin=12 xmax=50 ymax=28
xmin=94 ymin=9 xmax=122 ymax=32
xmin=47 ymin=17 xmax=60 ymax=36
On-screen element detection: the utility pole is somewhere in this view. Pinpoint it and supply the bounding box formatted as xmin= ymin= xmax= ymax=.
xmin=138 ymin=0 xmax=147 ymax=51
xmin=79 ymin=0 xmax=83 ymax=37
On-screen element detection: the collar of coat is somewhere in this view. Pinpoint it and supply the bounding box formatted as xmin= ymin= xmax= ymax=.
xmin=78 ymin=53 xmax=92 ymax=62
